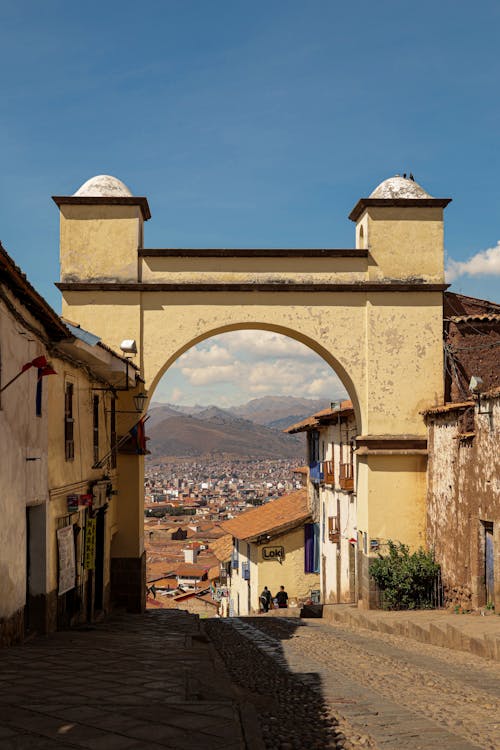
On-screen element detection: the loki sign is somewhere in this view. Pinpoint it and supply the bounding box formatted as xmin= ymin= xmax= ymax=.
xmin=262 ymin=546 xmax=285 ymax=561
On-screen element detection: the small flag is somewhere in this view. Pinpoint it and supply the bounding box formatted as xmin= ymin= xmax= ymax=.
xmin=38 ymin=362 xmax=57 ymax=378
xmin=1 ymin=355 xmax=56 ymax=394
xmin=129 ymin=417 xmax=148 ymax=454
xmin=22 ymin=355 xmax=48 ymax=372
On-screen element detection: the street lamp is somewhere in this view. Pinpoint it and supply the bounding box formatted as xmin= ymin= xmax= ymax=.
xmin=133 ymin=391 xmax=148 ymax=414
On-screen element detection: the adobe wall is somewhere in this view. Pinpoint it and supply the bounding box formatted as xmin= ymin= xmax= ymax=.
xmin=426 ymin=398 xmax=500 ymax=608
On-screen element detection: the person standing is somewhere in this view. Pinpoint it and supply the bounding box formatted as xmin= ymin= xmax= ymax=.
xmin=275 ymin=585 xmax=288 ymax=608
xmin=260 ymin=586 xmax=271 ymax=613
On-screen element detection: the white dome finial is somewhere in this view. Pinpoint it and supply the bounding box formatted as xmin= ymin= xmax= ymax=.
xmin=74 ymin=175 xmax=133 ymax=198
xmin=370 ymin=175 xmax=432 ymax=199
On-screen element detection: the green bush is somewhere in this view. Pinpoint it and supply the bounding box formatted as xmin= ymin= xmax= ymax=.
xmin=369 ymin=540 xmax=441 ymax=610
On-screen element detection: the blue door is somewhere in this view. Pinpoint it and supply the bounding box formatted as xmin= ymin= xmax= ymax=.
xmin=485 ymin=523 xmax=494 ymax=606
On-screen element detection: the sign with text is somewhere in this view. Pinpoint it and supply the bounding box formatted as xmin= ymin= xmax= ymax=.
xmin=262 ymin=546 xmax=285 ymax=561
xmin=57 ymin=525 xmax=76 ymax=595
xmin=84 ymin=517 xmax=97 ymax=570
xmin=67 ymin=494 xmax=79 ymax=513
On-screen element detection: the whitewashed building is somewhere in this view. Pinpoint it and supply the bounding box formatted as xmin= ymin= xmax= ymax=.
xmin=285 ymin=401 xmax=358 ymax=604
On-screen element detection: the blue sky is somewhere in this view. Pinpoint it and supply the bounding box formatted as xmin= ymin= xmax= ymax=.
xmin=1 ymin=1 xmax=499 ymax=405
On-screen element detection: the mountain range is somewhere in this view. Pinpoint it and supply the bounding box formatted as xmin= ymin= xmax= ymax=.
xmin=146 ymin=396 xmax=331 ymax=460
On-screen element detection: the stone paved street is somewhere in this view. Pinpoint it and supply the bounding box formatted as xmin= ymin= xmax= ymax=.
xmin=2 ymin=610 xmax=499 ymax=750
xmin=223 ymin=617 xmax=500 ymax=750
xmin=0 ymin=610 xmax=249 ymax=750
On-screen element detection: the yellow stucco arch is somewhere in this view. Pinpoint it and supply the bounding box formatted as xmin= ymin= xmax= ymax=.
xmin=53 ymin=175 xmax=451 ymax=607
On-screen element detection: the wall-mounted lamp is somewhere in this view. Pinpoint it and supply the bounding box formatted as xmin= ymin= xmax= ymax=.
xmin=105 ymin=391 xmax=148 ymax=415
xmin=469 ymin=375 xmax=492 ymax=415
xmin=133 ymin=391 xmax=148 ymax=413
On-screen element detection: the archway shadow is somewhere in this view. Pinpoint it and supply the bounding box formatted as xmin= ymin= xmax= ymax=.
xmin=205 ymin=615 xmax=343 ymax=749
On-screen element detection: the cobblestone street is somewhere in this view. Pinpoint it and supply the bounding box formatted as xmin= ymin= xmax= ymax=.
xmin=1 ymin=611 xmax=499 ymax=749
xmin=217 ymin=616 xmax=500 ymax=750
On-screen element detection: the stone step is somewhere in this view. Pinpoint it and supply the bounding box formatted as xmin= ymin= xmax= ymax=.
xmin=321 ymin=605 xmax=500 ymax=661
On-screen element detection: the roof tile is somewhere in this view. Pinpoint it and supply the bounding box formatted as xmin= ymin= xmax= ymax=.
xmin=222 ymin=490 xmax=310 ymax=541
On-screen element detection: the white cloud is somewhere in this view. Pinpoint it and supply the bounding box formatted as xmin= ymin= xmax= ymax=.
xmin=246 ymin=359 xmax=344 ymax=399
xmin=211 ymin=330 xmax=317 ymax=359
xmin=173 ymin=343 xmax=232 ymax=368
xmin=446 ymin=241 xmax=500 ymax=282
xmin=157 ymin=330 xmax=349 ymax=405
xmin=181 ymin=363 xmax=241 ymax=386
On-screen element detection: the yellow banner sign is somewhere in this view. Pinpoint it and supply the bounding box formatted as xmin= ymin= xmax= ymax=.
xmin=84 ymin=517 xmax=96 ymax=570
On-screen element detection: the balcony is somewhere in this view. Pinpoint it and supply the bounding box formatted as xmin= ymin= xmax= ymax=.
xmin=339 ymin=463 xmax=354 ymax=491
xmin=322 ymin=460 xmax=335 ymax=485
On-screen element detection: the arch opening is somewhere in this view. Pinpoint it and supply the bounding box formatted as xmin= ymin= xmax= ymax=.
xmin=147 ymin=323 xmax=362 ymax=432
xmin=143 ymin=326 xmax=361 ymax=615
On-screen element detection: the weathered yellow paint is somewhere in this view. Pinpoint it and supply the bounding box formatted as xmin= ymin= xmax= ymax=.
xmin=59 ymin=205 xmax=143 ymax=283
xmin=141 ymin=256 xmax=368 ymax=284
xmin=230 ymin=527 xmax=320 ymax=615
xmin=55 ymin=180 xmax=448 ymax=605
xmin=364 ymin=206 xmax=445 ymax=282
xmin=61 ymin=291 xmax=142 ymax=364
xmin=365 ymin=454 xmax=427 ymax=549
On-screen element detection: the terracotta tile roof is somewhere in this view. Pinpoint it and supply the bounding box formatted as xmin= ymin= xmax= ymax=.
xmin=316 ymin=400 xmax=353 ymax=422
xmin=283 ymin=415 xmax=319 ymax=433
xmin=173 ymin=587 xmax=210 ymax=601
xmin=0 ymin=241 xmax=69 ymax=341
xmin=210 ymin=534 xmax=233 ymax=562
xmin=293 ymin=466 xmax=308 ymax=475
xmin=221 ymin=489 xmax=310 ymax=541
xmin=174 ymin=564 xmax=209 ymax=578
xmin=146 ymin=562 xmax=172 ymax=581
xmin=197 ymin=593 xmax=219 ymax=606
xmin=148 ymin=578 xmax=180 ymax=589
xmin=284 ymin=400 xmax=353 ymax=433
xmin=450 ymin=313 xmax=500 ymax=323
xmin=422 ymin=401 xmax=474 ymax=415
xmin=207 ymin=564 xmax=221 ymax=581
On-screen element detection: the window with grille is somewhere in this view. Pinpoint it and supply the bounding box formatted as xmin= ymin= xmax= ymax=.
xmin=93 ymin=395 xmax=99 ymax=465
xmin=241 ymin=561 xmax=250 ymax=581
xmin=64 ymin=382 xmax=74 ymax=460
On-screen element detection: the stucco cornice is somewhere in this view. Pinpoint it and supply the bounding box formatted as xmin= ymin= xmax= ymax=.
xmin=355 ymin=435 xmax=428 ymax=451
xmin=55 ymin=281 xmax=449 ymax=293
xmin=348 ymin=197 xmax=452 ymax=222
xmin=52 ymin=195 xmax=151 ymax=221
xmin=138 ymin=248 xmax=368 ymax=258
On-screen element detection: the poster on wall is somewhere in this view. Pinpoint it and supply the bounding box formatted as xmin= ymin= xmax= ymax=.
xmin=57 ymin=525 xmax=76 ymax=595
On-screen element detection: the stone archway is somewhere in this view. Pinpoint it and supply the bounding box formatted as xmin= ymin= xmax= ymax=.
xmin=53 ymin=173 xmax=450 ymax=607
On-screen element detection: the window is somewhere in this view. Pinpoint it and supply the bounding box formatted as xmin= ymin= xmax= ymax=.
xmin=64 ymin=382 xmax=74 ymax=460
xmin=328 ymin=516 xmax=340 ymax=543
xmin=304 ymin=523 xmax=320 ymax=573
xmin=110 ymin=397 xmax=117 ymax=469
xmin=93 ymin=395 xmax=99 ymax=465
xmin=308 ymin=430 xmax=320 ymax=464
